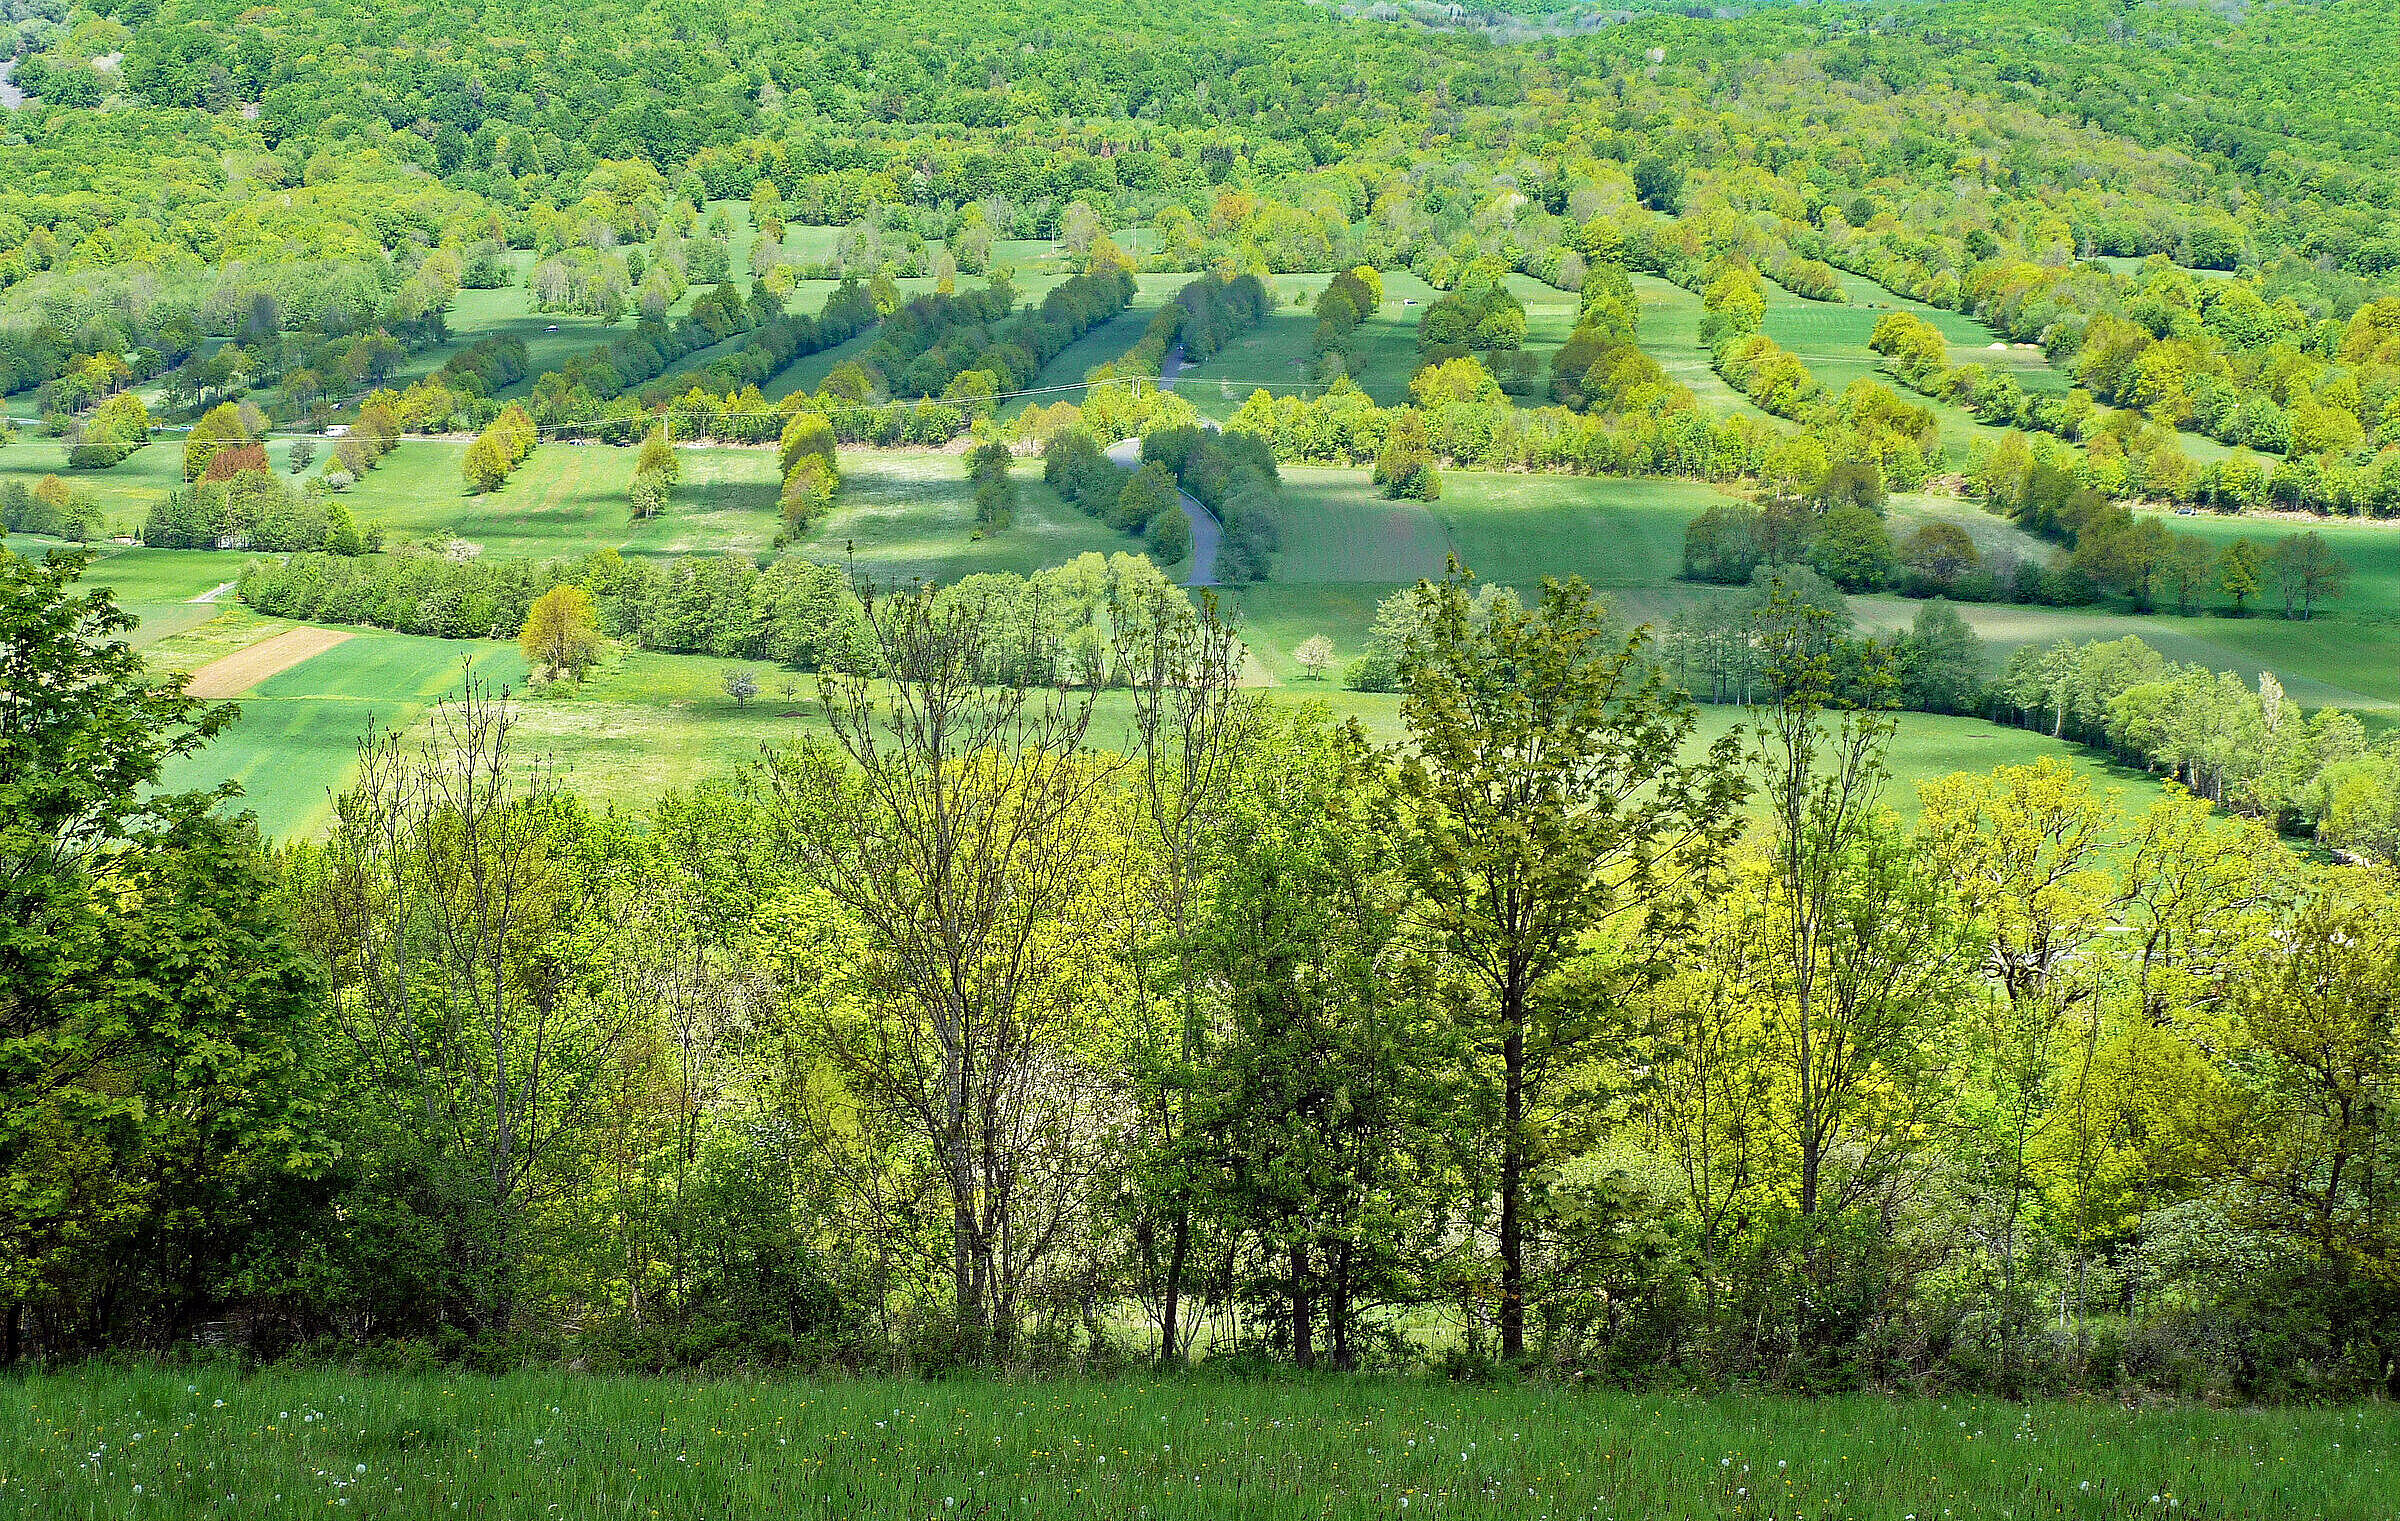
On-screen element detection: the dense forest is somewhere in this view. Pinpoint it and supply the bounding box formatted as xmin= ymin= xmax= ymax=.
xmin=3 ymin=0 xmax=2400 ymax=1401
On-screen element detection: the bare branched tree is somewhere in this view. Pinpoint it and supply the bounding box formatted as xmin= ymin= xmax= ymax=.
xmin=1110 ymin=585 xmax=1258 ymax=1362
xmin=312 ymin=665 xmax=632 ymax=1331
xmin=756 ymin=577 xmax=1122 ymax=1360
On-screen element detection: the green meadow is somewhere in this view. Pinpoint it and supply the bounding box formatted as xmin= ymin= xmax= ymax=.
xmin=156 ymin=629 xmax=527 ymax=839
xmin=2 ymin=1366 xmax=2388 ymax=1521
xmin=30 ymin=262 xmax=2400 ymax=840
xmin=38 ymin=439 xmax=2400 ymax=839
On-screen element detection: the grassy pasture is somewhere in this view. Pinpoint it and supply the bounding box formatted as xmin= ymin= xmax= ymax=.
xmin=1260 ymin=466 xmax=1729 ymax=593
xmin=153 ymin=627 xmax=523 ymax=839
xmin=1630 ymin=274 xmax=1786 ymax=426
xmin=796 ymin=451 xmax=1144 ymax=585
xmin=8 ymin=1366 xmax=2387 ymax=1521
xmin=2 ymin=441 xmax=187 ymax=540
xmin=29 ymin=541 xmax=245 ymax=649
xmin=154 ymin=621 xmax=2137 ymax=838
xmin=2138 ymin=508 xmax=2400 ymax=619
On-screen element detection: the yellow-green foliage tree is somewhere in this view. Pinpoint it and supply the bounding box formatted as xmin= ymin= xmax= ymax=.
xmin=776 ymin=412 xmax=841 ymax=533
xmin=463 ymin=403 xmax=538 ymax=494
xmin=181 ymin=402 xmax=255 ymax=481
xmin=518 ymin=583 xmax=604 ymax=680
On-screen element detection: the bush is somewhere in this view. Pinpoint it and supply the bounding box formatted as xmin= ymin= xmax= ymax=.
xmin=1342 ymin=649 xmax=1400 ymax=692
xmin=66 ymin=441 xmax=131 ymax=470
xmin=1144 ymin=500 xmax=1193 ymax=563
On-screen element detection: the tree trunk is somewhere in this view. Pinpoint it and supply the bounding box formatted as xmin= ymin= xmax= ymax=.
xmin=1289 ymin=1242 xmax=1313 ymax=1369
xmin=1499 ymin=984 xmax=1527 ymax=1361
xmin=1328 ymin=1239 xmax=1355 ymax=1372
xmin=1160 ymin=1211 xmax=1191 ymax=1362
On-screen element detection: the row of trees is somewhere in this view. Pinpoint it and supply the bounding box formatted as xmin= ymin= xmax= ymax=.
xmin=1043 ymin=429 xmax=1193 ymax=565
xmin=461 ymin=403 xmax=538 ymax=493
xmin=1685 ymin=489 xmax=2355 ymax=619
xmin=11 ymin=545 xmax=2394 ymax=1397
xmin=1993 ymin=633 xmax=2399 ymax=855
xmin=1140 ymin=424 xmax=1281 ymax=581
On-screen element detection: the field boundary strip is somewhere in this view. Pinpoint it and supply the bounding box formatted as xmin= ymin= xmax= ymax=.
xmin=183 ymin=626 xmax=353 ymax=699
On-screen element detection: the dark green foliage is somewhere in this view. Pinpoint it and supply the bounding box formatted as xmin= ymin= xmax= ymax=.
xmin=1141 ymin=425 xmax=1281 ymax=582
xmin=1112 ymin=462 xmax=1179 ymax=534
xmin=1682 ymin=502 xmax=1765 ymax=585
xmin=967 ymin=440 xmax=1016 ymax=533
xmin=1890 ymin=599 xmax=1987 ymax=714
xmin=1808 ymin=504 xmax=1898 ymax=592
xmin=1143 ymin=499 xmax=1192 ymax=564
xmin=1417 ymin=268 xmax=1526 ymax=357
xmin=1 ymin=548 xmax=323 ymax=1357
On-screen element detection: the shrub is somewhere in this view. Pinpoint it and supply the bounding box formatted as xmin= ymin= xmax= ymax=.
xmin=1144 ymin=501 xmax=1193 ymax=563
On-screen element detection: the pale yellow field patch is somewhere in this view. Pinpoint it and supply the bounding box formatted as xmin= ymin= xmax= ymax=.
xmin=183 ymin=626 xmax=354 ymax=699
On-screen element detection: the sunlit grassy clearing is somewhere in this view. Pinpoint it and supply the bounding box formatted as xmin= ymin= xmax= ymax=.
xmin=153 ymin=617 xmax=2137 ymax=840
xmin=152 ymin=628 xmax=525 ymax=839
xmin=5 ymin=1367 xmax=2387 ymax=1521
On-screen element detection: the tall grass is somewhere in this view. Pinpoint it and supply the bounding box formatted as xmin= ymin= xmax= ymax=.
xmin=2 ymin=1368 xmax=2389 ymax=1520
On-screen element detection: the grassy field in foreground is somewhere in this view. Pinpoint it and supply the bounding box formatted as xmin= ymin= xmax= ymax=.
xmin=0 ymin=1367 xmax=2389 ymax=1521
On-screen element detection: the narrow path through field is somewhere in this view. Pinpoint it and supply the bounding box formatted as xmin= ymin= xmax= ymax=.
xmin=1106 ymin=431 xmax=1219 ymax=588
xmin=192 ymin=581 xmax=237 ymax=603
xmin=184 ymin=626 xmax=352 ymax=699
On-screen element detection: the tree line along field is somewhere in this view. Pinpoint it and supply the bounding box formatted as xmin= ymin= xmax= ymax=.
xmin=25 ymin=307 xmax=2400 ymax=843
xmin=36 ymin=433 xmax=2370 ymax=838
xmin=2 ymin=1368 xmax=2392 ymax=1521
xmin=23 ymin=241 xmax=2400 ymax=843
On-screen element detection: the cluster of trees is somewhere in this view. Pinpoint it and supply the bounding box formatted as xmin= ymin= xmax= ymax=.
xmin=966 ymin=440 xmax=1016 ymax=534
xmin=61 ymin=390 xmax=151 ymax=470
xmin=1223 ymin=369 xmax=1782 ymax=483
xmin=1686 ymin=474 xmax=2359 ymax=623
xmin=0 ymin=475 xmax=104 ymax=542
xmin=775 ymin=412 xmax=840 ymax=534
xmin=1698 ymin=262 xmax=1941 ymax=491
xmin=1662 ymin=576 xmax=1989 ymax=717
xmin=2067 ymin=517 xmax=2350 ymax=621
xmin=524 ymin=284 xmax=773 ymax=436
xmin=1372 ymin=404 xmax=1445 ymax=502
xmin=461 ymin=404 xmax=538 ymax=493
xmin=14 ymin=548 xmax=2395 ymax=1398
xmin=141 ymin=469 xmax=375 ymax=556
xmin=180 ymin=400 xmax=271 ymax=482
xmin=1994 ymin=633 xmax=2400 ymax=857
xmin=433 ymin=333 xmax=531 ymax=397
xmin=1415 ymin=257 xmax=1526 ymax=359
xmin=862 ymin=264 xmax=1135 ymax=406
xmin=1310 ymin=265 xmax=1383 ymax=383
xmin=633 ymin=279 xmax=883 ymax=445
xmin=1043 ymin=428 xmax=1192 ymax=565
xmin=1141 ymin=423 xmax=1281 ymax=580
xmin=628 ymin=428 xmax=679 ymax=521
xmin=1979 ymin=447 xmax=2361 ymax=617
xmin=1546 ymin=263 xmax=1658 ymax=413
